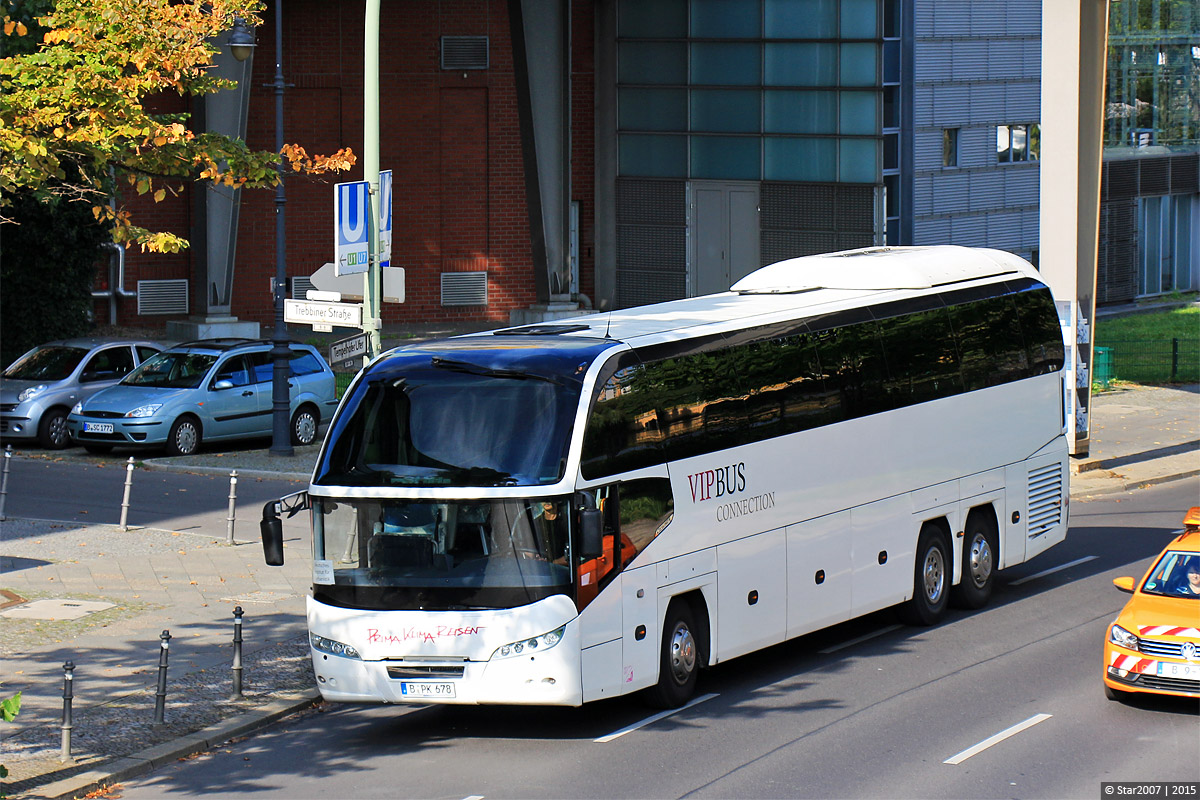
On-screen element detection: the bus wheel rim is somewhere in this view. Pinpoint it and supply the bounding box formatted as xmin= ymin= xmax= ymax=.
xmin=923 ymin=547 xmax=945 ymax=602
xmin=968 ymin=534 xmax=993 ymax=588
xmin=669 ymin=622 xmax=696 ymax=685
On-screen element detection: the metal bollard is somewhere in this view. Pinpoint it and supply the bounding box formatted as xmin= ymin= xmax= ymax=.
xmin=226 ymin=469 xmax=239 ymax=545
xmin=119 ymin=456 xmax=135 ymax=531
xmin=231 ymin=606 xmax=244 ymax=698
xmin=0 ymin=444 xmax=12 ymax=522
xmin=61 ymin=660 xmax=74 ymax=762
xmin=153 ymin=630 xmax=171 ymax=724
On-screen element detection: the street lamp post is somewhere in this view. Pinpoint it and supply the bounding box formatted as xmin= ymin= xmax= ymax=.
xmin=268 ymin=0 xmax=293 ymax=457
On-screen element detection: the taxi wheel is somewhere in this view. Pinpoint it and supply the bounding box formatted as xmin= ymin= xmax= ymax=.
xmin=951 ymin=512 xmax=998 ymax=609
xmin=165 ymin=416 xmax=201 ymax=457
xmin=646 ymin=600 xmax=699 ymax=709
xmin=290 ymin=406 xmax=318 ymax=446
xmin=899 ymin=523 xmax=950 ymax=626
xmin=37 ymin=408 xmax=70 ymax=450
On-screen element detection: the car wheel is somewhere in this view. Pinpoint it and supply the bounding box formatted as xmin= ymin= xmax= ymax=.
xmin=37 ymin=408 xmax=70 ymax=450
xmin=165 ymin=416 xmax=201 ymax=456
xmin=898 ymin=524 xmax=950 ymax=626
xmin=645 ymin=600 xmax=699 ymax=709
xmin=951 ymin=512 xmax=998 ymax=609
xmin=1104 ymin=682 xmax=1126 ymax=702
xmin=84 ymin=444 xmax=113 ymax=455
xmin=291 ymin=406 xmax=318 ymax=446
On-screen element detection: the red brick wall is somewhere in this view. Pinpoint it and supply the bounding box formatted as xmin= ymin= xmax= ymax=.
xmin=109 ymin=0 xmax=595 ymax=330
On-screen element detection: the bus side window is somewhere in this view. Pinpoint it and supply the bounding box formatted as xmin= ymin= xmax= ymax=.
xmin=576 ymin=479 xmax=672 ymax=611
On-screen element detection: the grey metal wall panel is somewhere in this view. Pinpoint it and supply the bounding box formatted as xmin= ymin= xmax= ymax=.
xmin=616 ymin=270 xmax=686 ymax=309
xmin=966 ymin=173 xmax=1007 ymax=212
xmin=931 ymin=173 xmax=970 ymax=214
xmin=614 ymin=178 xmax=688 ymax=307
xmin=1098 ymin=198 xmax=1139 ymax=304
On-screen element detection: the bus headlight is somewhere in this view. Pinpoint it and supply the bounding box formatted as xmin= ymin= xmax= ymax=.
xmin=491 ymin=626 xmax=566 ymax=660
xmin=1109 ymin=624 xmax=1138 ymax=651
xmin=310 ymin=633 xmax=361 ymax=659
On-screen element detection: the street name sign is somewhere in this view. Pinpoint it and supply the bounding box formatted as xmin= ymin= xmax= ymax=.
xmin=330 ymin=332 xmax=369 ymax=365
xmin=284 ymin=298 xmax=363 ymax=329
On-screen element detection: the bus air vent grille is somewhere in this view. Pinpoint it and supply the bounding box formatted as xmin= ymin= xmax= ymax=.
xmin=1026 ymin=462 xmax=1063 ymax=538
xmin=386 ymin=665 xmax=466 ymax=680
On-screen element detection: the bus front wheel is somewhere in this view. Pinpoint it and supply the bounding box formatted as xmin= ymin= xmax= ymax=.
xmin=646 ymin=601 xmax=698 ymax=709
xmin=899 ymin=524 xmax=950 ymax=626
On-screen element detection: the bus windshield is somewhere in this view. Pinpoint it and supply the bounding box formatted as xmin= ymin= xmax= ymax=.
xmin=311 ymin=496 xmax=573 ymax=611
xmin=316 ymin=347 xmax=591 ymax=487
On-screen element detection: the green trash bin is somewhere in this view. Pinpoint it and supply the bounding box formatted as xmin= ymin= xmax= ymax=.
xmin=1093 ymin=346 xmax=1113 ymax=389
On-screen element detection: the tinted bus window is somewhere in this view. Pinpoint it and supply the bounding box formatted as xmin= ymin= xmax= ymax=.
xmin=946 ymin=294 xmax=1028 ymax=390
xmin=1011 ymin=284 xmax=1065 ymax=375
xmin=809 ymin=318 xmax=891 ymax=419
xmin=874 ymin=304 xmax=963 ymax=404
xmin=581 ymin=352 xmax=663 ymax=479
xmin=738 ymin=334 xmax=835 ymax=437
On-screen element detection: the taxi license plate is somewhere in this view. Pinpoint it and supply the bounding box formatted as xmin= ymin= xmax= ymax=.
xmin=399 ymin=681 xmax=456 ymax=699
xmin=1157 ymin=661 xmax=1200 ymax=679
xmin=84 ymin=422 xmax=114 ymax=434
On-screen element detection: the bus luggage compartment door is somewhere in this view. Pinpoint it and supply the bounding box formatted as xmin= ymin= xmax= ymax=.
xmin=715 ymin=528 xmax=786 ymax=662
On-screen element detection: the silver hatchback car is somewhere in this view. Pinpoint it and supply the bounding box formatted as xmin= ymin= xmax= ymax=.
xmin=1 ymin=338 xmax=163 ymax=449
xmin=67 ymin=338 xmax=339 ymax=456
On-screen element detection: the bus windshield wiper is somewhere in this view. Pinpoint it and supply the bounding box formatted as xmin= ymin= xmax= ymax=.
xmin=430 ymin=356 xmax=563 ymax=386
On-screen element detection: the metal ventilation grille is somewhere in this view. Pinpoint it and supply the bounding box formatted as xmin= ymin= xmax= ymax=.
xmin=137 ymin=279 xmax=189 ymax=315
xmin=441 ymin=271 xmax=487 ymax=306
xmin=1027 ymin=462 xmax=1064 ymax=538
xmin=441 ymin=36 xmax=489 ymax=70
xmin=290 ymin=276 xmax=315 ymax=299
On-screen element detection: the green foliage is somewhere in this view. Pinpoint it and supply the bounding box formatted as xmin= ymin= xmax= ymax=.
xmin=0 ymin=691 xmax=20 ymax=789
xmin=1 ymin=189 xmax=108 ymax=368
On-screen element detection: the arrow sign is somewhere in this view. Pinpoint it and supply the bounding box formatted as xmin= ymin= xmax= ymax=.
xmin=379 ymin=170 xmax=392 ymax=268
xmin=335 ymin=180 xmax=371 ymax=276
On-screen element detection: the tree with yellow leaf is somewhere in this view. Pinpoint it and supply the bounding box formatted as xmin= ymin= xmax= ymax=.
xmin=0 ymin=0 xmax=355 ymax=254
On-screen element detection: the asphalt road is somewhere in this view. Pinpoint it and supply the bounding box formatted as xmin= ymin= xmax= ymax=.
xmin=103 ymin=480 xmax=1199 ymax=800
xmin=2 ymin=456 xmax=305 ymax=533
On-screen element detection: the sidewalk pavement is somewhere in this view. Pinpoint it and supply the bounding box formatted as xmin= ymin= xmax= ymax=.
xmin=2 ymin=380 xmax=1197 ymax=799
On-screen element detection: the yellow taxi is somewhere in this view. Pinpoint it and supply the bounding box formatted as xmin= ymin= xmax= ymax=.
xmin=1104 ymin=507 xmax=1200 ymax=701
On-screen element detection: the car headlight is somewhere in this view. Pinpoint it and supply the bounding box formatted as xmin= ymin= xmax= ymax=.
xmin=491 ymin=626 xmax=566 ymax=660
xmin=18 ymin=385 xmax=47 ymax=402
xmin=126 ymin=404 xmax=162 ymax=418
xmin=310 ymin=633 xmax=360 ymax=660
xmin=71 ymin=402 xmax=83 ymax=415
xmin=1110 ymin=623 xmax=1139 ymax=651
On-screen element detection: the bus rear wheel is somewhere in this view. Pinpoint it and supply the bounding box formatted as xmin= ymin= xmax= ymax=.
xmin=899 ymin=523 xmax=950 ymax=626
xmin=646 ymin=600 xmax=698 ymax=709
xmin=952 ymin=512 xmax=998 ymax=609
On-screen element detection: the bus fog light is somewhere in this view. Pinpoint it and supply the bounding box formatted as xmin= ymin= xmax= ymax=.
xmin=491 ymin=626 xmax=566 ymax=661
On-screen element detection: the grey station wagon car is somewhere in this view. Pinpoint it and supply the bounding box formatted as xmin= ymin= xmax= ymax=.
xmin=1 ymin=338 xmax=164 ymax=449
xmin=66 ymin=339 xmax=339 ymax=456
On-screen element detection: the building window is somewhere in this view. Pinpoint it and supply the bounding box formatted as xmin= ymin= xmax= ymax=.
xmin=942 ymin=128 xmax=959 ymax=167
xmin=997 ymin=123 xmax=1040 ymax=163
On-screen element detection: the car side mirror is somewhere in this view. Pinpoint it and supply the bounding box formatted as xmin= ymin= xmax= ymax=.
xmin=261 ymin=502 xmax=285 ymax=566
xmin=214 ymin=379 xmax=234 ymax=390
xmin=1112 ymin=576 xmax=1135 ymax=593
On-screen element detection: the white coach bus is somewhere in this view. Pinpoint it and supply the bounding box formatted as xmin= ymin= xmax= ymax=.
xmin=260 ymin=245 xmax=1069 ymax=709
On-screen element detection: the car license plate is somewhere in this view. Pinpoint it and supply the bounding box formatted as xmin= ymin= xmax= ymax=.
xmin=1157 ymin=661 xmax=1200 ymax=679
xmin=84 ymin=422 xmax=114 ymax=434
xmin=399 ymin=681 xmax=456 ymax=699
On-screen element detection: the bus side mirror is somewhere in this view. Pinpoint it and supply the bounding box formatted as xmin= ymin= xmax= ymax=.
xmin=261 ymin=502 xmax=285 ymax=566
xmin=580 ymin=509 xmax=603 ymax=559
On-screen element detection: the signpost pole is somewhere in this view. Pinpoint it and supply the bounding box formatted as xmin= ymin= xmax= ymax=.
xmin=363 ymin=0 xmax=382 ymax=364
xmin=269 ymin=0 xmax=293 ymax=457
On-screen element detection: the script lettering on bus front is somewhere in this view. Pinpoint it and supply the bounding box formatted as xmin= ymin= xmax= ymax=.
xmin=367 ymin=626 xmax=486 ymax=645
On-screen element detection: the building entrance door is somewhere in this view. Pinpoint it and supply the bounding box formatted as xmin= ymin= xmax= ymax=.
xmin=688 ymin=181 xmax=760 ymax=296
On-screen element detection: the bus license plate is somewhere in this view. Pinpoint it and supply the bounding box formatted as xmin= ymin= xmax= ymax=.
xmin=1157 ymin=661 xmax=1200 ymax=679
xmin=399 ymin=681 xmax=456 ymax=699
xmin=84 ymin=422 xmax=114 ymax=434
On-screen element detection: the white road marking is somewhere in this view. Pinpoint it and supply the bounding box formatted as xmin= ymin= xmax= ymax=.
xmin=818 ymin=624 xmax=903 ymax=654
xmin=594 ymin=693 xmax=718 ymax=743
xmin=943 ymin=713 xmax=1053 ymax=765
xmin=462 ymin=796 xmax=485 ymax=800
xmin=1009 ymin=556 xmax=1097 ymax=586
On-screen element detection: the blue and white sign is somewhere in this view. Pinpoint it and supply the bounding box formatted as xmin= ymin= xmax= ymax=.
xmin=335 ymin=180 xmax=370 ymax=276
xmin=379 ymin=170 xmax=392 ymax=268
